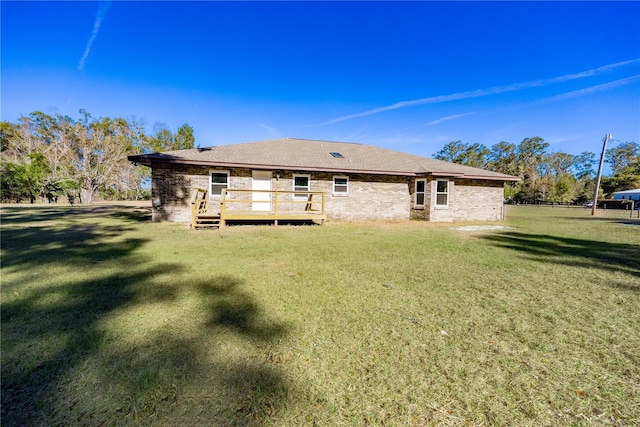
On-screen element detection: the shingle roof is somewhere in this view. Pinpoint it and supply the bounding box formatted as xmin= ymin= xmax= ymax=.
xmin=129 ymin=137 xmax=519 ymax=181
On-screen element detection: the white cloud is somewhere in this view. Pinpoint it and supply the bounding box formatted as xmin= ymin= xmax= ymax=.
xmin=78 ymin=1 xmax=111 ymax=71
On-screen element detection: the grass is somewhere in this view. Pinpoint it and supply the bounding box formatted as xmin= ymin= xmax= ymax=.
xmin=1 ymin=203 xmax=639 ymax=426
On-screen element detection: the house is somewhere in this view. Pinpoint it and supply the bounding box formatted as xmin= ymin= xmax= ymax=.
xmin=612 ymin=188 xmax=640 ymax=202
xmin=128 ymin=138 xmax=520 ymax=224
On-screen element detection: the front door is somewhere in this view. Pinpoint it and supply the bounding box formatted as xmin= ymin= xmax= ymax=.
xmin=252 ymin=170 xmax=272 ymax=211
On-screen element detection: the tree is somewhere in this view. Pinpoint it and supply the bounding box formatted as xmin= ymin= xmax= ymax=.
xmin=434 ymin=140 xmax=467 ymax=163
xmin=487 ymin=141 xmax=518 ymax=175
xmin=0 ymin=121 xmax=19 ymax=153
xmin=572 ymin=151 xmax=596 ymax=179
xmin=517 ymin=137 xmax=549 ymax=174
xmin=431 ymin=136 xmax=637 ymax=204
xmin=537 ymin=152 xmax=576 ymax=203
xmin=174 ymin=124 xmax=195 ymax=150
xmin=601 ymin=141 xmax=640 ymax=196
xmin=146 ymin=122 xmax=196 ymax=152
xmin=118 ymin=117 xmax=150 ymax=200
xmin=0 ymin=162 xmax=28 ymax=202
xmin=601 ymin=173 xmax=640 ymax=196
xmin=606 ymin=141 xmax=639 ymax=175
xmin=1 ymin=152 xmax=51 ymax=203
xmin=434 ymin=140 xmax=489 ymax=168
xmin=570 ymin=151 xmax=597 ymax=203
xmin=67 ymin=111 xmax=140 ymax=204
xmin=515 ymin=137 xmax=550 ymax=202
xmin=1 ymin=109 xmax=180 ymax=203
xmin=462 ymin=143 xmax=490 ymax=168
xmin=147 ymin=122 xmax=174 ymax=152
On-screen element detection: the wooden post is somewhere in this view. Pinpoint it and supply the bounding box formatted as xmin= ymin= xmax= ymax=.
xmin=220 ymin=189 xmax=226 ymax=227
xmin=274 ymin=191 xmax=279 ymax=216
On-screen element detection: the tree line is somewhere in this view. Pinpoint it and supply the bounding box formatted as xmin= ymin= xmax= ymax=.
xmin=434 ymin=137 xmax=640 ymax=203
xmin=2 ymin=110 xmax=638 ymax=205
xmin=1 ymin=110 xmax=195 ymax=204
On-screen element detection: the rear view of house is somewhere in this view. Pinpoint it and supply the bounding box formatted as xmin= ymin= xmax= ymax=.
xmin=128 ymin=138 xmax=519 ymax=224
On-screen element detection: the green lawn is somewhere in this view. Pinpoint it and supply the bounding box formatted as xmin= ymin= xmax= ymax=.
xmin=1 ymin=204 xmax=639 ymax=426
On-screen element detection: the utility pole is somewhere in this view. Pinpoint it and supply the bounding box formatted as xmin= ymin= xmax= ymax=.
xmin=591 ymin=134 xmax=612 ymax=216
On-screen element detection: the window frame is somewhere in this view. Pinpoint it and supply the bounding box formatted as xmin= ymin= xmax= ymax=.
xmin=435 ymin=179 xmax=449 ymax=207
xmin=333 ymin=175 xmax=349 ymax=196
xmin=414 ymin=178 xmax=426 ymax=208
xmin=209 ymin=170 xmax=229 ymax=197
xmin=292 ymin=174 xmax=311 ymax=200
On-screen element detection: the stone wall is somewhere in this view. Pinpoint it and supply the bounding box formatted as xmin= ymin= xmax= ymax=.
xmin=427 ymin=178 xmax=505 ymax=222
xmin=266 ymin=171 xmax=410 ymax=221
xmin=150 ymin=164 xmax=504 ymax=223
xmin=151 ymin=164 xmax=204 ymax=222
xmin=316 ymin=173 xmax=410 ymax=221
xmin=151 ymin=164 xmax=251 ymax=222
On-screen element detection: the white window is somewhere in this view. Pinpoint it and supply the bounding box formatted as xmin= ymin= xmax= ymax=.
xmin=415 ymin=179 xmax=426 ymax=207
xmin=293 ymin=174 xmax=310 ymax=200
xmin=436 ymin=180 xmax=449 ymax=207
xmin=210 ymin=171 xmax=229 ymax=196
xmin=333 ymin=176 xmax=349 ymax=195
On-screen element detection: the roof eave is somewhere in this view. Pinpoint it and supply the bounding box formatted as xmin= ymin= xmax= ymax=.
xmin=128 ymin=155 xmax=520 ymax=181
xmin=128 ymin=156 xmax=418 ymax=176
xmin=461 ymin=174 xmax=521 ymax=182
xmin=127 ymin=154 xmax=154 ymax=166
xmin=424 ymin=171 xmax=520 ymax=182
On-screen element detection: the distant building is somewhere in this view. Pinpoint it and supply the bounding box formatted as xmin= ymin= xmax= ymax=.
xmin=612 ymin=188 xmax=640 ymax=201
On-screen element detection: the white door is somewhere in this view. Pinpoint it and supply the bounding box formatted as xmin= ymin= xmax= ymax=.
xmin=252 ymin=170 xmax=272 ymax=211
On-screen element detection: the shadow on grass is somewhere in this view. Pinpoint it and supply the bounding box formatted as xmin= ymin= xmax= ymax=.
xmin=199 ymin=279 xmax=289 ymax=340
xmin=1 ymin=206 xmax=76 ymax=224
xmin=106 ymin=205 xmax=152 ymax=223
xmin=480 ymin=231 xmax=640 ymax=283
xmin=1 ymin=224 xmax=144 ymax=271
xmin=547 ymin=214 xmax=640 ymax=226
xmin=0 ymin=204 xmax=151 ymax=226
xmin=1 ymin=206 xmax=291 ymax=426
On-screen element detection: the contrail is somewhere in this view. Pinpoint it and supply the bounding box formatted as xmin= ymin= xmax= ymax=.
xmin=420 ymin=75 xmax=639 ymax=128
xmin=78 ymin=1 xmax=111 ymax=71
xmin=535 ymin=74 xmax=639 ymax=103
xmin=316 ymin=59 xmax=640 ymax=126
xmin=425 ymin=112 xmax=476 ymax=126
xmin=479 ymin=75 xmax=640 ymax=112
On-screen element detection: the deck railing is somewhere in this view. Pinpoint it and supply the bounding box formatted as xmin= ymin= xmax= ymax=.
xmin=219 ymin=189 xmax=326 ymax=225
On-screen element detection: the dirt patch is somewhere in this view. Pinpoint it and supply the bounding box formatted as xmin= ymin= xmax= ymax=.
xmin=453 ymin=225 xmax=513 ymax=232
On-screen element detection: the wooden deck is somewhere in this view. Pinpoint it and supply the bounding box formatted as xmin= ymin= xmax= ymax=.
xmin=191 ymin=188 xmax=221 ymax=228
xmin=191 ymin=188 xmax=326 ymax=229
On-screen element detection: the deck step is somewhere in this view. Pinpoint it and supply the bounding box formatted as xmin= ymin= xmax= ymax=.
xmin=193 ymin=215 xmax=221 ymax=229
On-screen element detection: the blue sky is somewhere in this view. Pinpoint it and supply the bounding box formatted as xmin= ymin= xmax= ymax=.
xmin=2 ymin=1 xmax=639 ymax=162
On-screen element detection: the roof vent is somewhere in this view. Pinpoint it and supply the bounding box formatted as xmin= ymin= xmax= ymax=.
xmin=330 ymin=152 xmax=344 ymax=158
